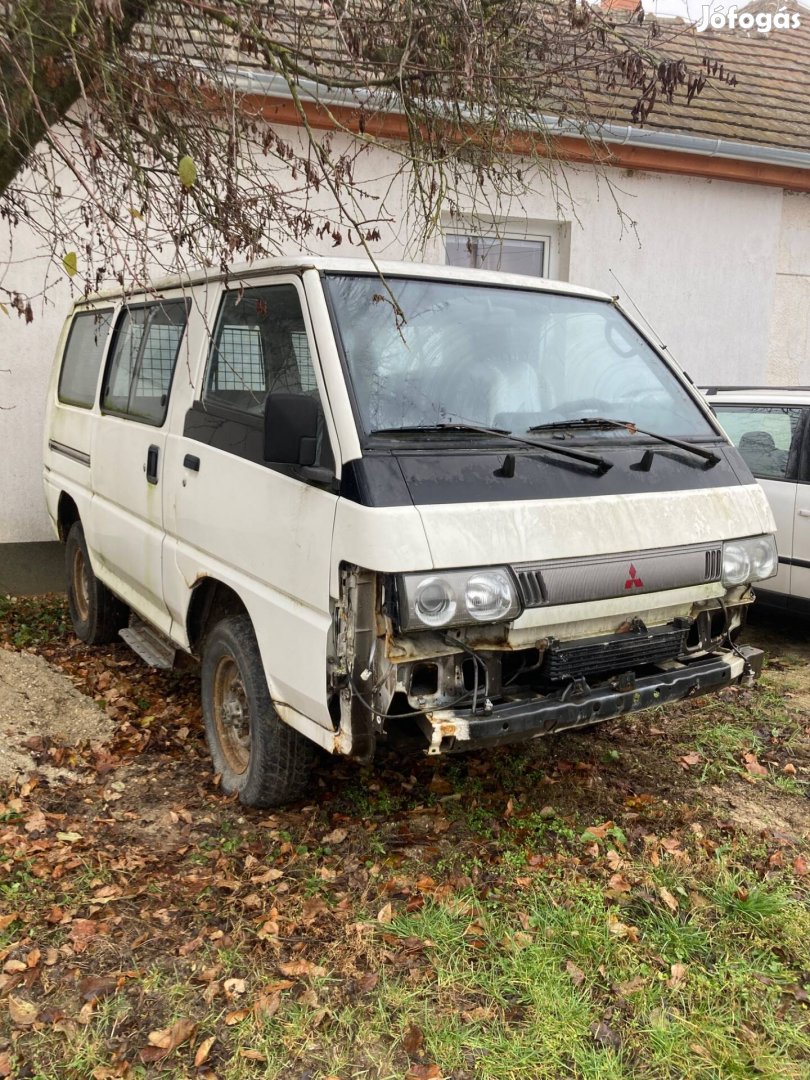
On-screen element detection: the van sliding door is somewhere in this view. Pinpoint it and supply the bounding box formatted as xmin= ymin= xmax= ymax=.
xmin=88 ymin=297 xmax=190 ymax=632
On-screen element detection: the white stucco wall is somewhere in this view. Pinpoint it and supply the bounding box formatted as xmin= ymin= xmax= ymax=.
xmin=766 ymin=192 xmax=810 ymax=384
xmin=0 ymin=130 xmax=803 ymax=541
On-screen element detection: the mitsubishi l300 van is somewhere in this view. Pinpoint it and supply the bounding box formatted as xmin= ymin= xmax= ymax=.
xmin=43 ymin=258 xmax=776 ymax=806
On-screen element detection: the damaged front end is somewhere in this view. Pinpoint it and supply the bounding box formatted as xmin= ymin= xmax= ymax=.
xmin=328 ymin=560 xmax=765 ymax=760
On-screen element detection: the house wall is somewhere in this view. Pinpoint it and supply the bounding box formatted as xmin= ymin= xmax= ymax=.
xmin=0 ymin=129 xmax=802 ymax=542
xmin=766 ymin=192 xmax=810 ymax=384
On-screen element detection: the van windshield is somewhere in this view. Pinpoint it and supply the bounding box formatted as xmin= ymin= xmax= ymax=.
xmin=325 ymin=275 xmax=715 ymax=440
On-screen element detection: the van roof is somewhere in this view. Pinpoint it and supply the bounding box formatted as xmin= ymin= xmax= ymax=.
xmin=74 ymin=256 xmax=613 ymax=307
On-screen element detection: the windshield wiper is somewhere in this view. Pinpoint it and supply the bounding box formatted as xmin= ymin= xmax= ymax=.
xmin=527 ymin=417 xmax=720 ymax=469
xmin=368 ymin=422 xmax=613 ymax=474
xmin=370 ymin=423 xmax=512 ymax=436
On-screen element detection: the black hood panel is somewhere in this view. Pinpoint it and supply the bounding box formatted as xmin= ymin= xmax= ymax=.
xmin=340 ymin=443 xmax=751 ymax=507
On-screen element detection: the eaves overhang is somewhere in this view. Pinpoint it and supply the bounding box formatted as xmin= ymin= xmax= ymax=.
xmin=219 ymin=67 xmax=810 ymax=193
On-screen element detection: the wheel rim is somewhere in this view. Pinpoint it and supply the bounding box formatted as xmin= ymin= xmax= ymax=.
xmin=212 ymin=655 xmax=251 ymax=775
xmin=72 ymin=546 xmax=90 ymax=623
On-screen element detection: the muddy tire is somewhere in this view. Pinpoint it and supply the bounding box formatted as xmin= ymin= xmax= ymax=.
xmin=65 ymin=522 xmax=129 ymax=645
xmin=201 ymin=615 xmax=317 ymax=807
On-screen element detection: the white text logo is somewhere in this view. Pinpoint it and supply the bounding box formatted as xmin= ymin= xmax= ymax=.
xmin=696 ymin=4 xmax=801 ymax=32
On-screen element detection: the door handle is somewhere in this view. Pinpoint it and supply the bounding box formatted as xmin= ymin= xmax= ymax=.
xmin=183 ymin=454 xmax=201 ymax=472
xmin=146 ymin=444 xmax=160 ymax=485
xmin=798 ymin=509 xmax=810 ymax=518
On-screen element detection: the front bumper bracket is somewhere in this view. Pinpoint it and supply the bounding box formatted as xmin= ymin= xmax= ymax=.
xmin=419 ymin=646 xmax=764 ymax=754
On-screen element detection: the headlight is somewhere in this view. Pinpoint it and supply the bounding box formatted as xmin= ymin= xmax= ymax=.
xmin=722 ymin=535 xmax=777 ymax=586
xmin=397 ymin=568 xmax=521 ymax=630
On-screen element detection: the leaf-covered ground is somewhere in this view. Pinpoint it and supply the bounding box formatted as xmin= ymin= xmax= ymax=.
xmin=0 ymin=595 xmax=808 ymax=1079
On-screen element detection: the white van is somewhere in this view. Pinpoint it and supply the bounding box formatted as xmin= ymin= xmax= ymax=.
xmin=44 ymin=258 xmax=776 ymax=806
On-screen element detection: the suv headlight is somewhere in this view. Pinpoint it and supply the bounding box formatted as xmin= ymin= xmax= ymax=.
xmin=722 ymin=535 xmax=777 ymax=586
xmin=396 ymin=568 xmax=521 ymax=630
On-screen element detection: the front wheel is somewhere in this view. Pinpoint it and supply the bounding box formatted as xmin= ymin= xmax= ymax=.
xmin=201 ymin=615 xmax=317 ymax=807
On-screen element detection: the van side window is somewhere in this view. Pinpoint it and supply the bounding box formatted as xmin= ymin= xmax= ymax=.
xmin=58 ymin=309 xmax=114 ymax=408
xmin=102 ymin=299 xmax=189 ymax=425
xmin=204 ymin=285 xmax=317 ymax=415
xmin=716 ymin=406 xmax=804 ymax=481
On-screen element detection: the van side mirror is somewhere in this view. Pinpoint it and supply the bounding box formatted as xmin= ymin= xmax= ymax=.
xmin=264 ymin=393 xmax=319 ymax=466
xmin=264 ymin=393 xmax=335 ymax=486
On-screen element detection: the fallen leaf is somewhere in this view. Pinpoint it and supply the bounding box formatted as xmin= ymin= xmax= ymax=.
xmin=377 ymin=902 xmax=394 ymax=925
xmin=356 ymin=971 xmax=379 ymax=993
xmin=147 ymin=1017 xmax=196 ymax=1052
xmin=668 ymin=962 xmax=687 ymax=988
xmin=565 ymin=960 xmax=585 ymax=986
xmin=743 ymin=753 xmax=768 ymax=777
xmin=56 ymin=831 xmax=83 ymax=842
xmin=678 ymin=752 xmax=702 ymax=769
xmin=322 ymin=828 xmax=348 ymax=845
xmin=223 ymin=977 xmax=247 ymax=997
xmin=278 ymin=959 xmax=326 ymax=978
xmin=590 ymin=1019 xmax=621 ymax=1050
xmin=253 ymin=991 xmax=281 ymax=1019
xmin=402 ymin=1022 xmax=425 ymax=1056
xmin=616 ymin=975 xmax=646 ymax=996
xmin=608 ymin=873 xmax=632 ymax=894
xmin=225 ymin=1008 xmax=250 ymax=1025
xmin=69 ymin=919 xmax=99 ymax=954
xmin=79 ymin=975 xmax=119 ymax=1002
xmin=658 ymin=887 xmax=679 ymax=913
xmin=8 ymin=995 xmax=38 ymax=1026
xmin=406 ymin=1067 xmax=442 ymax=1080
xmin=0 ymin=913 xmax=19 ymax=932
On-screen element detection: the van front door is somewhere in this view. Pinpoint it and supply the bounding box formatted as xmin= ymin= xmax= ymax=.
xmin=162 ymin=277 xmax=340 ymax=728
xmin=716 ymin=404 xmax=803 ymax=606
xmin=88 ymin=298 xmax=190 ymax=633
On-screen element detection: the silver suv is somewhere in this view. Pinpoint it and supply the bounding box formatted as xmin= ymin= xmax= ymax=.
xmin=704 ymin=386 xmax=810 ymax=616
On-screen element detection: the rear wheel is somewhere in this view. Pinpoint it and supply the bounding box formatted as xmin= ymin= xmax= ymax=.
xmin=201 ymin=615 xmax=317 ymax=807
xmin=65 ymin=522 xmax=129 ymax=644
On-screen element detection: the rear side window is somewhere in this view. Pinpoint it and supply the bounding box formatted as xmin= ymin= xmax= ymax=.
xmin=716 ymin=406 xmax=804 ymax=481
xmin=204 ymin=284 xmax=317 ymax=415
xmin=102 ymin=299 xmax=189 ymax=425
xmin=58 ymin=309 xmax=114 ymax=408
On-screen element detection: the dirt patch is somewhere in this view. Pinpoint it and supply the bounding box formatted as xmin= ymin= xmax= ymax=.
xmin=0 ymin=646 xmax=114 ymax=784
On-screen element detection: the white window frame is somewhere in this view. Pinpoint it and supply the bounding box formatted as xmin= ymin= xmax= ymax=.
xmin=442 ymin=218 xmax=565 ymax=280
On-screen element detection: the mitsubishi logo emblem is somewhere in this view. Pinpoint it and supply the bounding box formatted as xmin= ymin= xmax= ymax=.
xmin=625 ymin=563 xmax=644 ymax=589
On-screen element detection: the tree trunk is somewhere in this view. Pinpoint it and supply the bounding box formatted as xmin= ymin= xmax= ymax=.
xmin=0 ymin=0 xmax=151 ymax=196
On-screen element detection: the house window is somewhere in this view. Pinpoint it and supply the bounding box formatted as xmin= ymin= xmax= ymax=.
xmin=445 ymin=233 xmax=550 ymax=278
